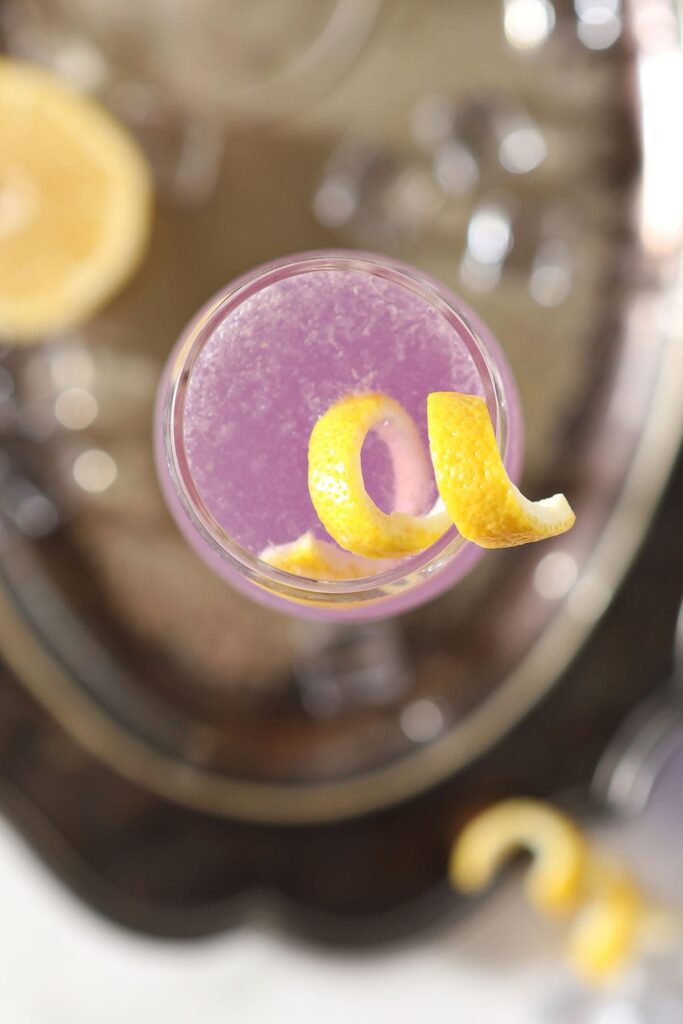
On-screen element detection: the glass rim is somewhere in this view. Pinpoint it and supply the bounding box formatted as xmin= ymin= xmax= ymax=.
xmin=163 ymin=251 xmax=512 ymax=609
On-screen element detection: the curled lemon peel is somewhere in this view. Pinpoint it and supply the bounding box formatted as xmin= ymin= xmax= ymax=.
xmin=568 ymin=856 xmax=643 ymax=982
xmin=427 ymin=392 xmax=575 ymax=549
xmin=308 ymin=392 xmax=450 ymax=560
xmin=450 ymin=799 xmax=675 ymax=984
xmin=306 ymin=391 xmax=575 ymax=562
xmin=450 ymin=798 xmax=588 ymax=915
xmin=259 ymin=531 xmax=393 ymax=580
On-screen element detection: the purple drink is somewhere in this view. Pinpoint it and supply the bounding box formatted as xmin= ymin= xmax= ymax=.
xmin=155 ymin=252 xmax=523 ymax=619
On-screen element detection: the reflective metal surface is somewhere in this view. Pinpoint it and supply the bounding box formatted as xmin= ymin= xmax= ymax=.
xmin=0 ymin=0 xmax=681 ymax=824
xmin=593 ymin=594 xmax=683 ymax=815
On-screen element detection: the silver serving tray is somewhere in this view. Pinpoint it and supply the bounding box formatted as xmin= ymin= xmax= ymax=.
xmin=0 ymin=0 xmax=681 ymax=825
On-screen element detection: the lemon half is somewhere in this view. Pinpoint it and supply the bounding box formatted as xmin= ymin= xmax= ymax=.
xmin=0 ymin=58 xmax=152 ymax=341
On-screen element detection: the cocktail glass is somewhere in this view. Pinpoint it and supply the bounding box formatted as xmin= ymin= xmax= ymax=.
xmin=155 ymin=250 xmax=523 ymax=621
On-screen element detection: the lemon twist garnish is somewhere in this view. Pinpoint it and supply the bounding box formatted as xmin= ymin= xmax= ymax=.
xmin=450 ymin=799 xmax=674 ymax=984
xmin=450 ymin=799 xmax=588 ymax=915
xmin=428 ymin=392 xmax=575 ymax=548
xmin=0 ymin=58 xmax=152 ymax=341
xmin=308 ymin=392 xmax=451 ymax=560
xmin=306 ymin=390 xmax=575 ymax=562
xmin=260 ymin=531 xmax=393 ymax=580
xmin=568 ymin=856 xmax=644 ymax=982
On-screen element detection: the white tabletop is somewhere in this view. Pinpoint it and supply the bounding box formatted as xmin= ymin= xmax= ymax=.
xmin=0 ymin=812 xmax=679 ymax=1023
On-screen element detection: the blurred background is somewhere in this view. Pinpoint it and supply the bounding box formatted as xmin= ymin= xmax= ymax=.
xmin=0 ymin=0 xmax=682 ymax=1020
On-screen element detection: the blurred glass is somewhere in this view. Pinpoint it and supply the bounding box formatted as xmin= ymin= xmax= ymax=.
xmin=3 ymin=0 xmax=381 ymax=115
xmin=2 ymin=0 xmax=381 ymax=199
